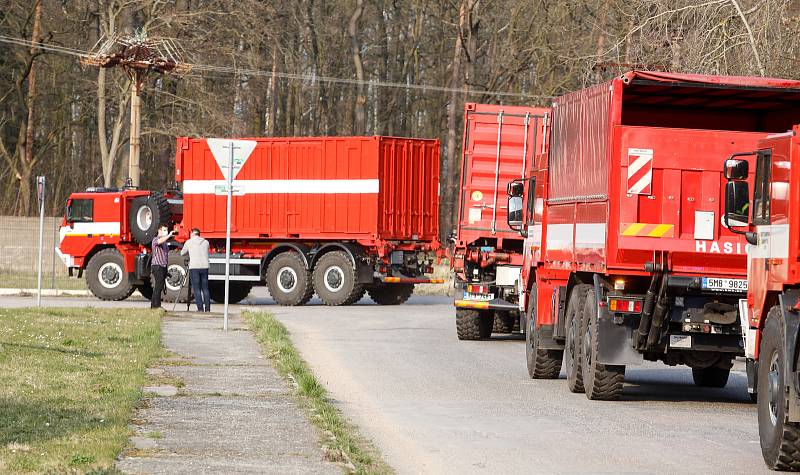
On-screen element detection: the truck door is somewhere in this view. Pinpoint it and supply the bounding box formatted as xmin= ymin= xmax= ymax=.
xmin=749 ymin=149 xmax=773 ymax=325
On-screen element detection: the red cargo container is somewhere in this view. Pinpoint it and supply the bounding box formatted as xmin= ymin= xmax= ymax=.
xmin=505 ymin=72 xmax=800 ymax=400
xmin=175 ymin=136 xmax=439 ymax=244
xmin=57 ymin=136 xmax=442 ymax=307
xmin=451 ymin=103 xmax=550 ymax=340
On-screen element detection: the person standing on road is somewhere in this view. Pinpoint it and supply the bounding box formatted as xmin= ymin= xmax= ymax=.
xmin=181 ymin=228 xmax=211 ymax=312
xmin=151 ymin=224 xmax=174 ymax=308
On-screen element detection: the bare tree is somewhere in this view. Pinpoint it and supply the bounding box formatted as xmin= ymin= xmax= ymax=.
xmin=349 ymin=0 xmax=366 ymax=135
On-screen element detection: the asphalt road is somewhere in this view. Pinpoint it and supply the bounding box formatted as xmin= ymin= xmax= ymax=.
xmin=2 ymin=289 xmax=769 ymax=474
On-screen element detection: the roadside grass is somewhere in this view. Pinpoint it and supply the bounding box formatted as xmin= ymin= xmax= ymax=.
xmin=246 ymin=311 xmax=392 ymax=475
xmin=0 ymin=307 xmax=162 ymax=473
xmin=0 ymin=269 xmax=85 ymax=291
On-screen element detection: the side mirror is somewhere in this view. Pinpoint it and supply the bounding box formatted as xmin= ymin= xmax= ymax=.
xmin=724 ymin=181 xmax=750 ymax=229
xmin=506 ymin=178 xmax=526 ymax=235
xmin=725 ymin=158 xmax=749 ymax=180
xmin=508 ymin=196 xmax=523 ymax=227
xmin=507 ymin=181 xmax=524 ymax=197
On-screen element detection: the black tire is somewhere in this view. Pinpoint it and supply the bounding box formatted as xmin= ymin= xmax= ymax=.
xmin=367 ymin=283 xmax=414 ymax=305
xmin=85 ymin=248 xmax=135 ymax=301
xmin=492 ymin=311 xmax=515 ymax=334
xmin=456 ymin=308 xmax=492 ymax=340
xmin=566 ymin=284 xmax=591 ymax=393
xmin=163 ymin=250 xmax=190 ymax=303
xmin=525 ymin=287 xmax=563 ymax=379
xmin=266 ymin=252 xmax=314 ymax=306
xmin=208 ymin=281 xmax=254 ymax=304
xmin=759 ymin=306 xmax=800 ymax=470
xmin=136 ymin=281 xmax=153 ymax=300
xmin=313 ymin=251 xmax=363 ymax=306
xmin=581 ymin=288 xmax=625 ymax=400
xmin=129 ymin=192 xmax=172 ymax=245
xmin=692 ymin=367 xmax=730 ymax=388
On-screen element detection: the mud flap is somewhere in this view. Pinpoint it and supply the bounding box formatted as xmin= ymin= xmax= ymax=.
xmin=746 ymin=358 xmax=758 ymax=397
xmin=594 ymin=275 xmax=644 ymax=366
xmin=779 ymin=290 xmax=800 ymax=422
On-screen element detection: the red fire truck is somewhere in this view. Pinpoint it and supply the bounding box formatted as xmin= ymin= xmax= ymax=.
xmin=57 ymin=136 xmax=443 ymax=306
xmin=451 ymin=103 xmax=549 ymax=339
xmin=502 ymin=71 xmax=800 ymax=400
xmin=723 ymin=127 xmax=800 ymax=470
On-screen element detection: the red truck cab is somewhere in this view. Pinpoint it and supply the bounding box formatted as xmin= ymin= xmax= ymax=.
xmin=58 ymin=187 xmax=182 ymax=300
xmin=723 ymin=127 xmax=800 ymax=470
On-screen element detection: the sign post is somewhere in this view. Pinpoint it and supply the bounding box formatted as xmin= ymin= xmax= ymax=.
xmin=207 ymin=139 xmax=256 ymax=331
xmin=36 ymin=176 xmax=46 ymax=307
xmin=222 ymin=141 xmax=239 ymax=331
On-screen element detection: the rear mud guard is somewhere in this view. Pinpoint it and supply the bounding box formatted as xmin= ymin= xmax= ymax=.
xmin=537 ymin=323 xmax=562 ymax=350
xmin=593 ymin=274 xmax=644 ymax=366
xmin=779 ymin=290 xmax=800 ymax=422
xmin=312 ymin=242 xmax=373 ymax=284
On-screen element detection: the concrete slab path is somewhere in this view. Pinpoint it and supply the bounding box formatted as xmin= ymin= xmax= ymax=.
xmin=116 ymin=313 xmax=340 ymax=475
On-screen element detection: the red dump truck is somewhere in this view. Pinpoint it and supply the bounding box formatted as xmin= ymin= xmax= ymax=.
xmin=57 ymin=136 xmax=442 ymax=306
xmin=505 ymin=71 xmax=800 ymax=400
xmin=722 ymin=126 xmax=800 ymax=470
xmin=451 ymin=103 xmax=549 ymax=339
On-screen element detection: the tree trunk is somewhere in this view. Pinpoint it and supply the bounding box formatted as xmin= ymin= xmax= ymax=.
xmin=15 ymin=0 xmax=42 ymax=216
xmin=442 ymin=0 xmax=468 ymax=241
xmin=266 ymin=45 xmax=279 ymax=135
xmin=349 ymin=0 xmax=366 ymax=135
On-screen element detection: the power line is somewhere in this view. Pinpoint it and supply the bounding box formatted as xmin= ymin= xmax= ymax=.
xmin=0 ymin=35 xmax=553 ymax=100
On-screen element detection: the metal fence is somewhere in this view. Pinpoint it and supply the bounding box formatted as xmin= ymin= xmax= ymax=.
xmin=0 ymin=215 xmax=84 ymax=292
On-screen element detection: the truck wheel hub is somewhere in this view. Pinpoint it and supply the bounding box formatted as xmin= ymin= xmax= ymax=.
xmin=277 ymin=267 xmax=298 ymax=293
xmin=98 ymin=262 xmax=122 ymax=289
xmin=166 ymin=265 xmax=186 ymax=291
xmin=768 ymin=351 xmax=781 ymax=426
xmin=568 ymin=319 xmax=577 ymax=361
xmin=136 ymin=205 xmax=152 ymax=230
xmin=324 ymin=266 xmax=345 ymax=292
xmin=583 ymin=326 xmax=593 ymax=368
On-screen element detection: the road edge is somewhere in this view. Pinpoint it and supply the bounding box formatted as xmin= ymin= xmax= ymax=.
xmin=245 ymin=310 xmax=393 ymax=475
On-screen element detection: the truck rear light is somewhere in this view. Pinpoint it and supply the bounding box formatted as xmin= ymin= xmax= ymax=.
xmin=608 ymin=297 xmax=643 ymax=314
xmin=467 ymin=284 xmax=489 ymax=294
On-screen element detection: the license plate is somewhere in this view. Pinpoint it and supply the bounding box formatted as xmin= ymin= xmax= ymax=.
xmin=463 ymin=292 xmax=494 ymax=301
xmin=701 ymin=277 xmax=748 ymax=292
xmin=670 ymin=335 xmax=692 ymax=349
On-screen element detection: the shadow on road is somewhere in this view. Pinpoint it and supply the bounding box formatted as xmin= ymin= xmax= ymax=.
xmin=620 ymin=371 xmax=752 ymax=404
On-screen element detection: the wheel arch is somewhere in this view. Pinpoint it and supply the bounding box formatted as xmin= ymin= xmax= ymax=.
xmin=310 ymin=242 xmax=366 ymax=268
xmin=83 ymin=244 xmax=117 ymax=270
xmin=262 ymin=243 xmax=312 ymax=277
xmin=311 ymin=242 xmax=373 ymax=284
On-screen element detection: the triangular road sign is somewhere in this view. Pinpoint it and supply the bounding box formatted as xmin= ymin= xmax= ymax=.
xmin=207 ymin=139 xmax=257 ymax=181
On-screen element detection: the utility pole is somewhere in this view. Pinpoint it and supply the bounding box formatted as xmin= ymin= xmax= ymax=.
xmin=83 ymin=33 xmax=189 ymax=187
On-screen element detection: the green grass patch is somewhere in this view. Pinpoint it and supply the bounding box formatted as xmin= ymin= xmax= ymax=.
xmin=0 ymin=269 xmax=86 ymax=291
xmin=245 ymin=311 xmax=392 ymax=475
xmin=0 ymin=307 xmax=162 ymax=473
